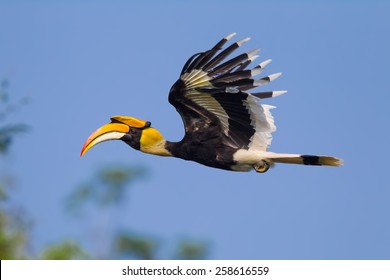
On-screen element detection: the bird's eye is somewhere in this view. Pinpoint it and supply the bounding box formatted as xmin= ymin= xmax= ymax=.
xmin=129 ymin=128 xmax=136 ymax=134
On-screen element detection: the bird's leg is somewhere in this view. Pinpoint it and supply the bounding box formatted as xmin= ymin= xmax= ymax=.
xmin=253 ymin=160 xmax=270 ymax=173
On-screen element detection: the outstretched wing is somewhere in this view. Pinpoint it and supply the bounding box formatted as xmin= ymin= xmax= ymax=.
xmin=168 ymin=33 xmax=286 ymax=151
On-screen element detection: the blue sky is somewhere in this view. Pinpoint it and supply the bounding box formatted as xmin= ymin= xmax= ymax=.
xmin=1 ymin=1 xmax=389 ymax=259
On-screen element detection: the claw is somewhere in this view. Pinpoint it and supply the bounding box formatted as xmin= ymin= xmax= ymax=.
xmin=254 ymin=160 xmax=270 ymax=173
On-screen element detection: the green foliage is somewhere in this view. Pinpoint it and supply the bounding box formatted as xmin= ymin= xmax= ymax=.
xmin=0 ymin=211 xmax=27 ymax=259
xmin=114 ymin=233 xmax=208 ymax=260
xmin=115 ymin=233 xmax=156 ymax=260
xmin=66 ymin=166 xmax=210 ymax=260
xmin=66 ymin=165 xmax=147 ymax=211
xmin=96 ymin=165 xmax=147 ymax=205
xmin=40 ymin=241 xmax=88 ymax=260
xmin=0 ymin=124 xmax=28 ymax=154
xmin=0 ymin=79 xmax=29 ymax=259
xmin=175 ymin=240 xmax=208 ymax=260
xmin=0 ymin=79 xmax=28 ymax=154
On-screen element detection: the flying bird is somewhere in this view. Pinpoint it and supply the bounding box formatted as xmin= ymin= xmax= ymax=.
xmin=80 ymin=33 xmax=342 ymax=173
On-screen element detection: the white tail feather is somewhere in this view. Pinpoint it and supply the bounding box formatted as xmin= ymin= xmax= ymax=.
xmin=265 ymin=153 xmax=343 ymax=166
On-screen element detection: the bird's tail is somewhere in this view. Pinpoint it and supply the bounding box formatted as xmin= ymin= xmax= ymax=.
xmin=265 ymin=153 xmax=343 ymax=166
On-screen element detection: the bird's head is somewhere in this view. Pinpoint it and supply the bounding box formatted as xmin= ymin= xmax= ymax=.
xmin=80 ymin=116 xmax=171 ymax=157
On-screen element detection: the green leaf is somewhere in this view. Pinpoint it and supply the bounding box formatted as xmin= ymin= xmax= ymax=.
xmin=115 ymin=233 xmax=156 ymax=260
xmin=40 ymin=240 xmax=88 ymax=260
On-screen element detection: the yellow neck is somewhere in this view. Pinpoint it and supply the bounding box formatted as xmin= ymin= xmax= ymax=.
xmin=139 ymin=127 xmax=172 ymax=157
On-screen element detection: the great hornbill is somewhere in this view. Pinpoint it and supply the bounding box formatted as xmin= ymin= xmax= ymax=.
xmin=80 ymin=33 xmax=342 ymax=173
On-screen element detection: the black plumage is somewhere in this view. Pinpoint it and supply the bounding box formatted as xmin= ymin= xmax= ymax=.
xmin=167 ymin=33 xmax=279 ymax=169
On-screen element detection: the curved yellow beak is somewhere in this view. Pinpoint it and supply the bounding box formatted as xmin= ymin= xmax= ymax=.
xmin=80 ymin=122 xmax=129 ymax=157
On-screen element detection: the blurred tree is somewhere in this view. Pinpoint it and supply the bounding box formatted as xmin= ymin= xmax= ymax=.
xmin=66 ymin=165 xmax=147 ymax=211
xmin=0 ymin=210 xmax=28 ymax=259
xmin=175 ymin=240 xmax=208 ymax=260
xmin=115 ymin=232 xmax=156 ymax=260
xmin=67 ymin=166 xmax=209 ymax=260
xmin=40 ymin=240 xmax=88 ymax=260
xmin=0 ymin=79 xmax=28 ymax=154
xmin=0 ymin=79 xmax=29 ymax=259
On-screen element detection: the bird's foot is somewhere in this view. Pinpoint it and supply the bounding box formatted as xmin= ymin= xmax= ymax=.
xmin=253 ymin=160 xmax=270 ymax=173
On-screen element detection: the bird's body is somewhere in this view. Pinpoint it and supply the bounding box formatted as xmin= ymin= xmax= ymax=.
xmin=81 ymin=33 xmax=342 ymax=172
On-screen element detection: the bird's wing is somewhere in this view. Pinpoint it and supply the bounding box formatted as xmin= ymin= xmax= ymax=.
xmin=168 ymin=33 xmax=286 ymax=151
